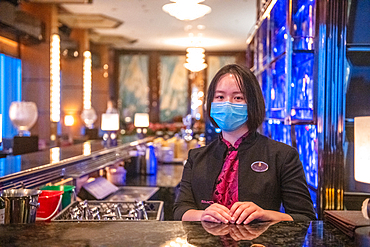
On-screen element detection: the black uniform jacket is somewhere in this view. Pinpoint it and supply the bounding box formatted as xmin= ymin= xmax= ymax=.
xmin=173 ymin=131 xmax=316 ymax=221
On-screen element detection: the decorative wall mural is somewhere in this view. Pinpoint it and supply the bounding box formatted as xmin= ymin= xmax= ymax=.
xmin=206 ymin=56 xmax=236 ymax=90
xmin=159 ymin=56 xmax=188 ymax=122
xmin=118 ymin=55 xmax=149 ymax=123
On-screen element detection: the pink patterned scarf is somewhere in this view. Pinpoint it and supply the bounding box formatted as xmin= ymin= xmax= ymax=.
xmin=212 ymin=131 xmax=249 ymax=209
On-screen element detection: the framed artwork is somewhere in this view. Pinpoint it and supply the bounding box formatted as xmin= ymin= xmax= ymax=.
xmin=118 ymin=54 xmax=149 ymax=122
xmin=159 ymin=55 xmax=188 ymax=122
xmin=206 ymin=55 xmax=236 ymax=90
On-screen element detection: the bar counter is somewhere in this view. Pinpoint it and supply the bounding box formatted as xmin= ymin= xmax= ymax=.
xmin=0 ymin=137 xmax=152 ymax=190
xmin=0 ymin=139 xmax=361 ymax=246
xmin=0 ymin=220 xmax=357 ymax=246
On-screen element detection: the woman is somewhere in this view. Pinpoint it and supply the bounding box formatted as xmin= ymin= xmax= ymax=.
xmin=173 ymin=64 xmax=316 ymax=224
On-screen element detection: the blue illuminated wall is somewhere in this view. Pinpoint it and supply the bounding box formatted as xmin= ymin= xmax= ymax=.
xmin=0 ymin=53 xmax=22 ymax=150
xmin=254 ymin=0 xmax=318 ymax=212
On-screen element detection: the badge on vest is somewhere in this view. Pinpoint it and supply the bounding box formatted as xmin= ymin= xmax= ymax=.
xmin=251 ymin=161 xmax=269 ymax=172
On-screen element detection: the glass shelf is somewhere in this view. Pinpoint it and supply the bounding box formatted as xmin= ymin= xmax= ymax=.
xmin=257 ymin=19 xmax=269 ymax=68
xmin=270 ymin=55 xmax=287 ymax=119
xmin=291 ymin=52 xmax=314 ymax=121
xmin=292 ymin=0 xmax=315 ymax=50
xmin=271 ymin=0 xmax=287 ymax=58
xmin=262 ymin=120 xmax=292 ymax=146
xmin=294 ymin=124 xmax=318 ymax=189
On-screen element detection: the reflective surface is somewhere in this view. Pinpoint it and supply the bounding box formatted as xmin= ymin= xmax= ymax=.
xmin=0 ymin=221 xmax=356 ymax=246
xmin=0 ymin=141 xmax=107 ymax=178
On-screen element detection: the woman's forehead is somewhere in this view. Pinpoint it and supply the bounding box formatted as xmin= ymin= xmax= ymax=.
xmin=216 ymin=74 xmax=240 ymax=89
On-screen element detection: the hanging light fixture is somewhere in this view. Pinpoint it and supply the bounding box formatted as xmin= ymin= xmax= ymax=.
xmin=184 ymin=47 xmax=207 ymax=72
xmin=162 ymin=0 xmax=211 ymax=21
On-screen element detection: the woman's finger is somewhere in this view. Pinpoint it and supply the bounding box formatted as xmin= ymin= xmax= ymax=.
xmin=202 ymin=208 xmax=230 ymax=223
xmin=230 ymin=203 xmax=250 ymax=223
xmin=202 ymin=222 xmax=230 ymax=236
xmin=205 ymin=204 xmax=232 ymax=223
xmin=243 ymin=210 xmax=264 ymax=224
xmin=230 ymin=225 xmax=256 ymax=241
xmin=229 ymin=201 xmax=244 ymax=215
xmin=202 ymin=214 xmax=221 ymax=223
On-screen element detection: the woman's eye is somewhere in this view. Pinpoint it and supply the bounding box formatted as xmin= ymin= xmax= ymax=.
xmin=235 ymin=96 xmax=244 ymax=100
xmin=215 ymin=95 xmax=224 ymax=100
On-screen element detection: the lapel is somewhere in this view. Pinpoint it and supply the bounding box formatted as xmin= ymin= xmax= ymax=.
xmin=237 ymin=131 xmax=261 ymax=200
xmin=204 ymin=138 xmax=227 ymax=200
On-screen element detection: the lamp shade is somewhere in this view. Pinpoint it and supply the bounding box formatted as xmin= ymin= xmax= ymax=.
xmin=354 ymin=116 xmax=370 ymax=184
xmin=9 ymin=101 xmax=38 ymax=136
xmin=134 ymin=113 xmax=149 ymax=128
xmin=101 ymin=113 xmax=119 ymax=131
xmin=81 ymin=108 xmax=97 ymax=129
xmin=64 ymin=115 xmax=74 ymax=126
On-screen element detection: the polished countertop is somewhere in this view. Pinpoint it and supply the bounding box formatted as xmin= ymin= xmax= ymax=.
xmin=0 ymin=220 xmax=357 ymax=246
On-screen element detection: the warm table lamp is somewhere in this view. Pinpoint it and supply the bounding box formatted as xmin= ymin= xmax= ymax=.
xmin=354 ymin=116 xmax=370 ymax=184
xmin=134 ymin=113 xmax=149 ymax=139
xmin=64 ymin=115 xmax=74 ymax=144
xmin=101 ymin=113 xmax=119 ymax=147
xmin=8 ymin=101 xmax=39 ymax=155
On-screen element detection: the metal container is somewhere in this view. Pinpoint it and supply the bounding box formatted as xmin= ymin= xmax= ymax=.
xmin=52 ymin=200 xmax=164 ymax=222
xmin=0 ymin=189 xmax=41 ymax=224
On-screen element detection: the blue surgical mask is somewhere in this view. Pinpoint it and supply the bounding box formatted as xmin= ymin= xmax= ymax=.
xmin=210 ymin=102 xmax=248 ymax=132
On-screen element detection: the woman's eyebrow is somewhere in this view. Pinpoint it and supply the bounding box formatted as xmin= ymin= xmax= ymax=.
xmin=215 ymin=91 xmax=244 ymax=96
xmin=215 ymin=90 xmax=243 ymax=94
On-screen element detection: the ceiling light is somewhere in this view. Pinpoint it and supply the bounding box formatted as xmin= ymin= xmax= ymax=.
xmin=184 ymin=47 xmax=207 ymax=72
xmin=162 ymin=0 xmax=211 ymax=21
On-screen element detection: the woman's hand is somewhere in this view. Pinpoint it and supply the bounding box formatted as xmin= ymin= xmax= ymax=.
xmin=228 ymin=222 xmax=277 ymax=240
xmin=201 ymin=221 xmax=279 ymax=241
xmin=229 ymin=202 xmax=293 ymax=224
xmin=200 ymin=203 xmax=232 ymax=224
xmin=201 ymin=221 xmax=230 ymax=236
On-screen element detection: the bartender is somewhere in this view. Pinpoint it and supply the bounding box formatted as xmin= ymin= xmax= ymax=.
xmin=173 ymin=64 xmax=316 ymax=224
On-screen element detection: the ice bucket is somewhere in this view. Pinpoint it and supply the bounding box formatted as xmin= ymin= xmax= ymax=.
xmin=0 ymin=189 xmax=41 ymax=224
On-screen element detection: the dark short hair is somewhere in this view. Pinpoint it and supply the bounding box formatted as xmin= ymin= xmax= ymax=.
xmin=206 ymin=64 xmax=265 ymax=132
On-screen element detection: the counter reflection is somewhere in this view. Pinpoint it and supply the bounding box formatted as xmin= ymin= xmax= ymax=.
xmin=201 ymin=221 xmax=278 ymax=241
xmin=182 ymin=221 xmax=311 ymax=246
xmin=0 ymin=155 xmax=21 ymax=177
xmin=50 ymin=147 xmax=60 ymax=164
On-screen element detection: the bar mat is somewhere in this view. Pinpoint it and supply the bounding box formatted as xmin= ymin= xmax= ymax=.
xmin=324 ymin=210 xmax=370 ymax=238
